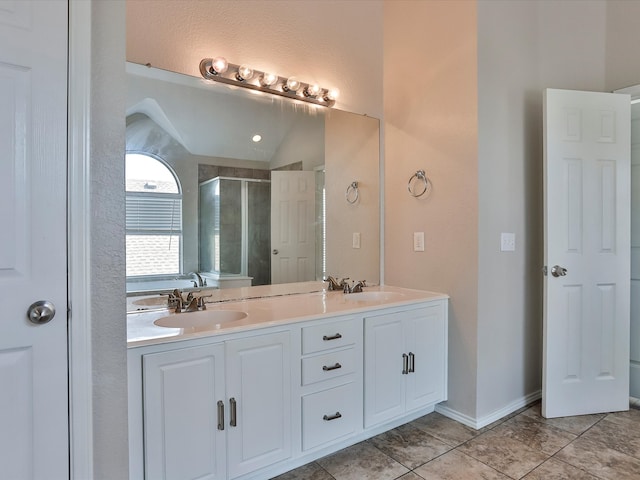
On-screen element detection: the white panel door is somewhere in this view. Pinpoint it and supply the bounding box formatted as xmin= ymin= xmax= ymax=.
xmin=226 ymin=331 xmax=291 ymax=479
xmin=629 ymin=102 xmax=640 ymax=397
xmin=271 ymin=171 xmax=316 ymax=284
xmin=0 ymin=1 xmax=69 ymax=478
xmin=543 ymin=88 xmax=630 ymax=418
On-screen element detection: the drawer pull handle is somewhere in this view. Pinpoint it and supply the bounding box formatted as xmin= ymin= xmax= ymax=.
xmin=322 ymin=362 xmax=342 ymax=371
xmin=408 ymin=352 xmax=415 ymax=373
xmin=323 ymin=412 xmax=342 ymax=421
xmin=402 ymin=353 xmax=409 ymax=375
xmin=217 ymin=400 xmax=225 ymax=430
xmin=323 ymin=333 xmax=342 ymax=341
xmin=230 ymin=397 xmax=237 ymax=427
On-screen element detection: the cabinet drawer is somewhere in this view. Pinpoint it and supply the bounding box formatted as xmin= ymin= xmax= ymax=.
xmin=302 ymin=382 xmax=359 ymax=451
xmin=302 ymin=317 xmax=359 ymax=354
xmin=302 ymin=348 xmax=356 ymax=386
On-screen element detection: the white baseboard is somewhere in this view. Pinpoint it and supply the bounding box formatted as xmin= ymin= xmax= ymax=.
xmin=436 ymin=390 xmax=542 ymax=430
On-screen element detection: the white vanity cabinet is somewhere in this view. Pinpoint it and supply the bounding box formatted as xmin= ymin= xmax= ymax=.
xmin=299 ymin=316 xmax=363 ymax=452
xmin=128 ymin=290 xmax=449 ymax=480
xmin=136 ymin=330 xmax=291 ymax=480
xmin=364 ymin=302 xmax=448 ymax=428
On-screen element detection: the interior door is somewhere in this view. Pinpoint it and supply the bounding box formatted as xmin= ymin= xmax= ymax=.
xmin=270 ymin=171 xmax=316 ymax=284
xmin=543 ymin=88 xmax=630 ymax=418
xmin=0 ymin=1 xmax=69 ymax=478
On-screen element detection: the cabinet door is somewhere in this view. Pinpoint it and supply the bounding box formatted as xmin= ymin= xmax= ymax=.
xmin=364 ymin=313 xmax=406 ymax=428
xmin=226 ymin=331 xmax=291 ymax=478
xmin=405 ymin=304 xmax=447 ymax=412
xmin=143 ymin=344 xmax=226 ymax=480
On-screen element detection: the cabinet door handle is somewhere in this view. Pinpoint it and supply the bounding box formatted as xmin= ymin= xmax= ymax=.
xmin=402 ymin=353 xmax=409 ymax=375
xmin=230 ymin=397 xmax=237 ymax=427
xmin=323 ymin=333 xmax=342 ymax=341
xmin=217 ymin=400 xmax=225 ymax=430
xmin=408 ymin=352 xmax=415 ymax=373
xmin=322 ymin=362 xmax=342 ymax=371
xmin=323 ymin=412 xmax=342 ymax=421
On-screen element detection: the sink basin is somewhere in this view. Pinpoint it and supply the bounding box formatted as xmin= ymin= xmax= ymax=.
xmin=132 ymin=296 xmax=167 ymax=307
xmin=154 ymin=309 xmax=248 ymax=331
xmin=343 ymin=291 xmax=405 ymax=302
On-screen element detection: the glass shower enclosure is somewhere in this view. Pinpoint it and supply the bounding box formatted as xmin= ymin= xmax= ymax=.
xmin=199 ymin=176 xmax=271 ymax=286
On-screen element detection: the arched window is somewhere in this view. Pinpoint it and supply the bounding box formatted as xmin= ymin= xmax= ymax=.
xmin=125 ymin=153 xmax=182 ymax=276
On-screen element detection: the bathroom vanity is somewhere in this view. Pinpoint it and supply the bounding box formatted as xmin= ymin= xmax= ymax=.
xmin=127 ymin=285 xmax=448 ymax=480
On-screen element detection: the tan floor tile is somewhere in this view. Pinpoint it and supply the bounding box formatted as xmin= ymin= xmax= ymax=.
xmin=458 ymin=429 xmax=549 ymax=478
xmin=520 ymin=404 xmax=605 ymax=435
xmin=316 ymin=441 xmax=409 ymax=480
xmin=494 ymin=414 xmax=577 ymax=455
xmin=581 ymin=416 xmax=640 ymax=459
xmin=522 ymin=457 xmax=600 ymax=479
xmin=397 ymin=473 xmax=425 ymax=480
xmin=411 ymin=412 xmax=480 ymax=446
xmin=271 ymin=462 xmax=334 ymax=480
xmin=413 ymin=450 xmax=510 ymax=480
xmin=368 ymin=422 xmax=452 ymax=469
xmin=556 ymin=435 xmax=640 ymax=480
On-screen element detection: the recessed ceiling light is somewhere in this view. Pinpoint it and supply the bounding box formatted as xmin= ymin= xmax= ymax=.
xmin=252 ymin=134 xmax=262 ymax=143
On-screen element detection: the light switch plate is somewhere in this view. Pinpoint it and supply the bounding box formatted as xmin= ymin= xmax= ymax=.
xmin=501 ymin=232 xmax=515 ymax=252
xmin=413 ymin=232 xmax=425 ymax=252
xmin=352 ymin=232 xmax=361 ymax=249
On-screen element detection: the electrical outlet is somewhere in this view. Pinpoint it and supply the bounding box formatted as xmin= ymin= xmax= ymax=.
xmin=501 ymin=232 xmax=515 ymax=252
xmin=352 ymin=232 xmax=361 ymax=249
xmin=413 ymin=232 xmax=425 ymax=252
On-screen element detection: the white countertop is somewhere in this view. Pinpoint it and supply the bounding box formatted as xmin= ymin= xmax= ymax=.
xmin=127 ymin=285 xmax=448 ymax=347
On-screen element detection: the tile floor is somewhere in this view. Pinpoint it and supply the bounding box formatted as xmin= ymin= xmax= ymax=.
xmin=272 ymin=402 xmax=640 ymax=480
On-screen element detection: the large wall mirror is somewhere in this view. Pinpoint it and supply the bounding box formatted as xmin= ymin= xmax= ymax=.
xmin=125 ymin=62 xmax=380 ymax=296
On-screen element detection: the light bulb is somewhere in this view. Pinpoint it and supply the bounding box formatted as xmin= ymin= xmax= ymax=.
xmin=211 ymin=56 xmax=228 ymax=75
xmin=236 ymin=64 xmax=254 ymax=81
xmin=260 ymin=72 xmax=279 ymax=87
xmin=324 ymin=88 xmax=340 ymax=101
xmin=304 ymin=84 xmax=321 ymax=98
xmin=283 ymin=77 xmax=301 ymax=92
xmin=252 ymin=134 xmax=262 ymax=143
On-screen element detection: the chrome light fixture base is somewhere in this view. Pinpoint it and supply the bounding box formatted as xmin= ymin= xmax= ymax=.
xmin=199 ymin=58 xmax=336 ymax=108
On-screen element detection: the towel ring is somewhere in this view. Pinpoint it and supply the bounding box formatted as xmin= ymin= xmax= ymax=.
xmin=407 ymin=170 xmax=431 ymax=198
xmin=346 ymin=181 xmax=359 ymax=204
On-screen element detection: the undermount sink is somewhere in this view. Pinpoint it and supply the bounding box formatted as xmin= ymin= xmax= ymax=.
xmin=132 ymin=296 xmax=167 ymax=307
xmin=154 ymin=309 xmax=248 ymax=331
xmin=343 ymin=291 xmax=405 ymax=302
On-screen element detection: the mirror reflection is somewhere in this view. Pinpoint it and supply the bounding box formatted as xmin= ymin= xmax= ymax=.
xmin=125 ymin=62 xmax=379 ymax=295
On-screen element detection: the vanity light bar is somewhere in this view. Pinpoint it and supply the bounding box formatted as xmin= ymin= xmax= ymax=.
xmin=199 ymin=57 xmax=338 ymax=108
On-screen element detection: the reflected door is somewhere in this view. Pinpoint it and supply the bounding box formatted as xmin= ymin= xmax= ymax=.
xmin=543 ymin=88 xmax=630 ymax=418
xmin=271 ymin=171 xmax=316 ymax=284
xmin=0 ymin=0 xmax=69 ymax=477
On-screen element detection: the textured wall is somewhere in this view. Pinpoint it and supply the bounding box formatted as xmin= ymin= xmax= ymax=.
xmin=126 ymin=0 xmax=383 ymax=117
xmin=383 ymin=0 xmax=479 ymax=419
xmin=90 ymin=1 xmax=129 ymax=478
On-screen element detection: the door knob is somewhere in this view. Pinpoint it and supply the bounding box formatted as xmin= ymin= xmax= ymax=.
xmin=551 ymin=265 xmax=568 ymax=277
xmin=27 ymin=300 xmax=56 ymax=324
xmin=272 ymin=249 xmax=279 ymax=255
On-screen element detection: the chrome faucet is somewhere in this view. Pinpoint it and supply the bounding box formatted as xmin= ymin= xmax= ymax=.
xmin=351 ymin=280 xmax=367 ymax=293
xmin=324 ymin=275 xmax=343 ymax=291
xmin=187 ymin=272 xmax=206 ymax=287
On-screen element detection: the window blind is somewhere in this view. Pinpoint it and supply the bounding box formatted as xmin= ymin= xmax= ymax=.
xmin=126 ymin=193 xmax=182 ymax=234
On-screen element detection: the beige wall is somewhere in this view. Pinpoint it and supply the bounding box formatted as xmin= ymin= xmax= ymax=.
xmin=325 ymin=110 xmax=381 ymax=285
xmin=126 ymin=0 xmax=383 ymax=117
xmin=383 ymin=0 xmax=479 ymax=418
